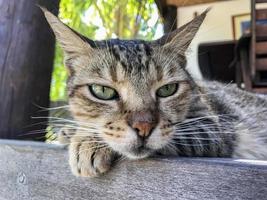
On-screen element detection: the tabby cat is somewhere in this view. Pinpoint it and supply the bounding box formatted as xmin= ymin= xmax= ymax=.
xmin=42 ymin=8 xmax=267 ymax=177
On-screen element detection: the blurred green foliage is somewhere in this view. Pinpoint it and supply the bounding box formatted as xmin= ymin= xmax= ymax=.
xmin=50 ymin=0 xmax=162 ymax=101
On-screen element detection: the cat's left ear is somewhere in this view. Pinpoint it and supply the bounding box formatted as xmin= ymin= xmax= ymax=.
xmin=40 ymin=7 xmax=93 ymax=58
xmin=153 ymin=9 xmax=209 ymax=53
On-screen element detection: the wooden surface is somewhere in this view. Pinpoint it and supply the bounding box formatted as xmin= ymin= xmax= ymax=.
xmin=256 ymin=9 xmax=267 ymax=20
xmin=246 ymin=0 xmax=267 ymax=92
xmin=0 ymin=140 xmax=267 ymax=200
xmin=0 ymin=0 xmax=59 ymax=140
xmin=256 ymin=58 xmax=267 ymax=70
xmin=256 ymin=41 xmax=267 ymax=55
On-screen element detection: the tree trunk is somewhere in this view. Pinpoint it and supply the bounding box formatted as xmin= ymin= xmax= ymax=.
xmin=0 ymin=0 xmax=60 ymax=140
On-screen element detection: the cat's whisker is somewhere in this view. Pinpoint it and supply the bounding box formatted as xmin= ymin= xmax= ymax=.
xmin=32 ymin=116 xmax=102 ymax=127
xmin=176 ymin=127 xmax=232 ymax=133
xmin=173 ymin=114 xmax=236 ymax=125
xmin=174 ymin=125 xmax=232 ymax=131
xmin=165 ymin=143 xmax=178 ymax=154
xmin=175 ymin=120 xmax=222 ymax=126
xmin=17 ymin=129 xmax=51 ymax=137
xmin=23 ymin=120 xmax=54 ymax=129
xmin=58 ymin=133 xmax=102 ymax=138
xmin=175 ymin=124 xmax=233 ymax=130
xmin=33 ymin=103 xmax=70 ymax=111
xmin=53 ymin=123 xmax=100 ymax=131
xmin=65 ymin=140 xmax=105 ymax=146
xmin=68 ymin=135 xmax=104 ymax=140
xmin=52 ymin=124 xmax=102 ymax=133
xmin=114 ymin=155 xmax=127 ymax=164
xmin=169 ymin=140 xmax=216 ymax=147
xmin=174 ymin=131 xmax=235 ymax=136
xmin=175 ymin=124 xmax=229 ymax=131
xmin=172 ymin=136 xmax=222 ymax=141
xmin=174 ymin=129 xmax=231 ymax=135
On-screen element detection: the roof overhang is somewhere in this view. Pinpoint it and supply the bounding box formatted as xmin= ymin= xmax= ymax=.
xmin=165 ymin=0 xmax=232 ymax=7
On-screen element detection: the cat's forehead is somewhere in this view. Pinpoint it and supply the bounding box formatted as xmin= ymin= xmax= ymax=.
xmin=90 ymin=39 xmax=153 ymax=75
xmin=97 ymin=39 xmax=152 ymax=60
xmin=76 ymin=38 xmax=188 ymax=85
xmin=110 ymin=39 xmax=151 ymax=56
xmin=96 ymin=38 xmax=150 ymax=49
xmin=111 ymin=40 xmax=152 ymax=71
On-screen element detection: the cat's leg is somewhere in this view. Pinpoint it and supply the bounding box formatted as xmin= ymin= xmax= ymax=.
xmin=69 ymin=135 xmax=116 ymax=177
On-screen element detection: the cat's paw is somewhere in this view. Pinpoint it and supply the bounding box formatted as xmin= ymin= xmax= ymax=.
xmin=69 ymin=140 xmax=114 ymax=177
xmin=56 ymin=127 xmax=75 ymax=145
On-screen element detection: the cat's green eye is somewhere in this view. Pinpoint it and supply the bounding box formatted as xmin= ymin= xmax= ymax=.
xmin=156 ymin=83 xmax=178 ymax=98
xmin=89 ymin=84 xmax=119 ymax=100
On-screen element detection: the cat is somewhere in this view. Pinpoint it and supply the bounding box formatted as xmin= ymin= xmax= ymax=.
xmin=42 ymin=7 xmax=267 ymax=177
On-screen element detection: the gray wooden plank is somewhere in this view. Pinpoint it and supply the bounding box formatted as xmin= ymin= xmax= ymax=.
xmin=0 ymin=139 xmax=266 ymax=200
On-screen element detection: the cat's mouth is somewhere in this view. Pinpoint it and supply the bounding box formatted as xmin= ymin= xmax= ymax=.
xmin=127 ymin=144 xmax=153 ymax=159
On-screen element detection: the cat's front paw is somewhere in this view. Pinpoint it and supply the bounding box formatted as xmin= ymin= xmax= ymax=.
xmin=69 ymin=140 xmax=115 ymax=177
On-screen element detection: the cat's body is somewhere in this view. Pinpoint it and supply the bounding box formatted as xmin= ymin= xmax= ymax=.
xmin=42 ymin=8 xmax=267 ymax=177
xmin=191 ymin=81 xmax=267 ymax=159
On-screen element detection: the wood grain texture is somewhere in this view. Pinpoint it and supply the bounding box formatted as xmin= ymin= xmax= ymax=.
xmin=0 ymin=140 xmax=266 ymax=200
xmin=0 ymin=0 xmax=59 ymax=140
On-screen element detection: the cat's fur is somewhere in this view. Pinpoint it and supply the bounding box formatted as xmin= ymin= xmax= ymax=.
xmin=42 ymin=8 xmax=267 ymax=177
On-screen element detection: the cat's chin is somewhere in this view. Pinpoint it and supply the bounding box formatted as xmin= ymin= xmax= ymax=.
xmin=124 ymin=152 xmax=151 ymax=160
xmin=122 ymin=148 xmax=153 ymax=160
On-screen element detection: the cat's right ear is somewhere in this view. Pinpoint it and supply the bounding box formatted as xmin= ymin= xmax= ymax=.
xmin=151 ymin=9 xmax=209 ymax=54
xmin=40 ymin=7 xmax=93 ymax=58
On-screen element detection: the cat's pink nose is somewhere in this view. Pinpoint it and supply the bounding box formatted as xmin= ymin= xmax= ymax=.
xmin=127 ymin=110 xmax=158 ymax=139
xmin=132 ymin=121 xmax=156 ymax=138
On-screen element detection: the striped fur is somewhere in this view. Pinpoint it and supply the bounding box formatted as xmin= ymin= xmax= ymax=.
xmin=42 ymin=8 xmax=267 ymax=177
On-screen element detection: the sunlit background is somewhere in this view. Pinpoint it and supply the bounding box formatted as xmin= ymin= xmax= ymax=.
xmin=50 ymin=0 xmax=163 ymax=102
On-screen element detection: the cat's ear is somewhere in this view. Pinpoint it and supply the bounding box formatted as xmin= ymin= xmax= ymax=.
xmin=153 ymin=9 xmax=209 ymax=53
xmin=40 ymin=7 xmax=92 ymax=57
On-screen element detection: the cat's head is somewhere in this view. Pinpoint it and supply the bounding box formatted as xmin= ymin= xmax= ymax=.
xmin=43 ymin=8 xmax=207 ymax=159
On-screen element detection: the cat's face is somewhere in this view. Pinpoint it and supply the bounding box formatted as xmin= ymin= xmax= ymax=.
xmin=43 ymin=8 xmax=207 ymax=158
xmin=67 ymin=40 xmax=193 ymax=158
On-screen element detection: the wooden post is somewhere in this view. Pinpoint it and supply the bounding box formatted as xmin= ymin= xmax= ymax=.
xmin=155 ymin=0 xmax=178 ymax=33
xmin=0 ymin=0 xmax=60 ymax=140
